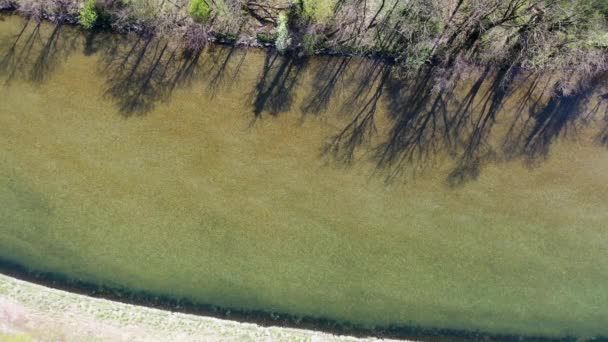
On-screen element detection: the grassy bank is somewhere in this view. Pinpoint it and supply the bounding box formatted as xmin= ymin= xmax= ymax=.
xmin=0 ymin=273 xmax=403 ymax=342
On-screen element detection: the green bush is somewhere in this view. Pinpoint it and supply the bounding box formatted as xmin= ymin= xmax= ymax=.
xmin=588 ymin=31 xmax=608 ymax=48
xmin=275 ymin=12 xmax=290 ymax=53
xmin=302 ymin=32 xmax=318 ymax=54
xmin=256 ymin=32 xmax=275 ymax=45
xmin=188 ymin=0 xmax=211 ymax=23
xmin=300 ymin=0 xmax=336 ymax=24
xmin=79 ymin=0 xmax=98 ymax=29
xmin=591 ymin=0 xmax=608 ymax=18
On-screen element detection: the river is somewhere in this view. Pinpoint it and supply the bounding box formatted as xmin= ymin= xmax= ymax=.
xmin=1 ymin=14 xmax=608 ymax=338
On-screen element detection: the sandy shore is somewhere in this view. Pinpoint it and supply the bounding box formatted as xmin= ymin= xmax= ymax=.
xmin=0 ymin=273 xmax=404 ymax=342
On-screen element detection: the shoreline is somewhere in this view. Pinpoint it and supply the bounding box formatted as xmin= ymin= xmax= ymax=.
xmin=0 ymin=272 xmax=402 ymax=342
xmin=0 ymin=258 xmax=582 ymax=342
xmin=0 ymin=9 xmax=393 ymax=61
xmin=0 ymin=9 xmax=604 ymax=78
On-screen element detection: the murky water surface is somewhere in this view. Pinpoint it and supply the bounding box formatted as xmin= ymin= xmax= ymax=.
xmin=1 ymin=15 xmax=607 ymax=338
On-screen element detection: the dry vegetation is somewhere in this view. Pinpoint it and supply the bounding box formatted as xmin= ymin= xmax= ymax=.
xmin=2 ymin=0 xmax=607 ymax=94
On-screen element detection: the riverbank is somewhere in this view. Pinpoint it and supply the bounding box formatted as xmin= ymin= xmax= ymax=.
xmin=4 ymin=257 xmax=570 ymax=342
xmin=0 ymin=273 xmax=405 ymax=342
xmin=3 ymin=0 xmax=607 ymax=93
xmin=0 ymin=8 xmax=380 ymax=60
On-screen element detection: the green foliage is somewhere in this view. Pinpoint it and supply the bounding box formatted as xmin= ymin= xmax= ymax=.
xmin=404 ymin=44 xmax=433 ymax=67
xmin=256 ymin=32 xmax=275 ymax=45
xmin=188 ymin=0 xmax=211 ymax=24
xmin=275 ymin=12 xmax=290 ymax=53
xmin=589 ymin=0 xmax=608 ymax=18
xmin=588 ymin=31 xmax=608 ymax=48
xmin=302 ymin=32 xmax=318 ymax=54
xmin=79 ymin=0 xmax=98 ymax=30
xmin=300 ymin=0 xmax=336 ymax=24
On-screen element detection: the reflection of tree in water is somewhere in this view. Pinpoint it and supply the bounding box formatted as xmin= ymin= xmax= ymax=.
xmin=0 ymin=20 xmax=78 ymax=84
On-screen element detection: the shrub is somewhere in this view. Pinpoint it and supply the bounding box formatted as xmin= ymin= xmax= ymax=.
xmin=188 ymin=0 xmax=211 ymax=24
xmin=79 ymin=0 xmax=98 ymax=29
xmin=302 ymin=31 xmax=318 ymax=54
xmin=275 ymin=12 xmax=290 ymax=53
xmin=589 ymin=31 xmax=608 ymax=48
xmin=301 ymin=0 xmax=335 ymax=24
xmin=183 ymin=23 xmax=208 ymax=52
xmin=257 ymin=32 xmax=275 ymax=45
xmin=591 ymin=0 xmax=608 ymax=19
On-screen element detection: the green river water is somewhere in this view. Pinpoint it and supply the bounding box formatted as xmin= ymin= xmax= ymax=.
xmin=1 ymin=14 xmax=608 ymax=338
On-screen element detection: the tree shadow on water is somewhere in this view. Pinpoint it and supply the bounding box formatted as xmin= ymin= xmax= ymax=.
xmin=322 ymin=61 xmax=606 ymax=186
xmin=373 ymin=66 xmax=457 ymax=182
xmin=0 ymin=19 xmax=78 ymax=85
xmin=0 ymin=19 xmax=32 ymax=82
xmin=444 ymin=67 xmax=520 ymax=186
xmin=82 ymin=29 xmax=125 ymax=58
xmin=322 ymin=59 xmax=393 ymax=165
xmin=250 ymin=52 xmax=308 ymax=120
xmin=205 ymin=44 xmax=247 ymax=98
xmin=501 ymin=75 xmax=607 ymax=164
xmin=594 ymin=93 xmax=608 ymax=148
xmin=2 ymin=18 xmax=605 ymax=185
xmin=30 ymin=23 xmax=67 ymax=82
xmin=100 ymin=33 xmax=203 ymax=116
xmin=323 ymin=61 xmax=462 ymax=181
xmin=521 ymin=92 xmax=593 ymax=160
xmin=100 ymin=33 xmax=253 ymax=116
xmin=300 ymin=56 xmax=352 ymax=117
